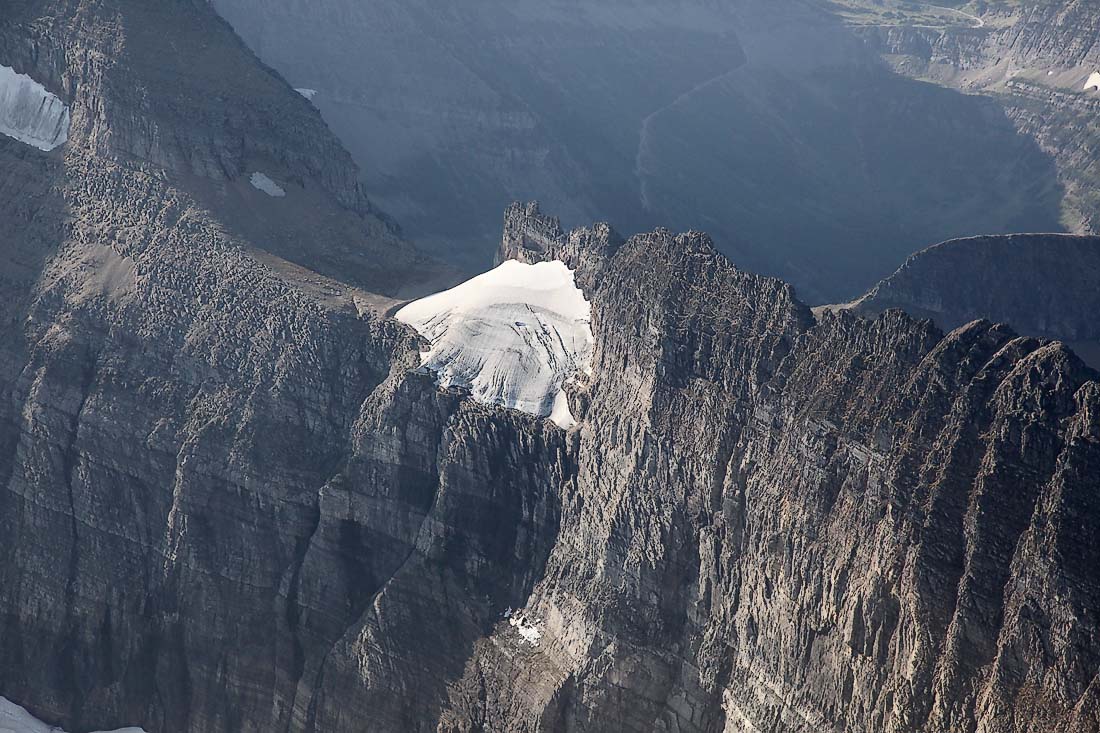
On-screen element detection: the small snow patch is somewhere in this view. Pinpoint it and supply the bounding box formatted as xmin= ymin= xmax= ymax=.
xmin=0 ymin=697 xmax=146 ymax=733
xmin=295 ymin=88 xmax=318 ymax=101
xmin=0 ymin=64 xmax=69 ymax=151
xmin=395 ymin=260 xmax=593 ymax=429
xmin=549 ymin=388 xmax=577 ymax=429
xmin=249 ymin=172 xmax=286 ymax=197
xmin=1085 ymin=72 xmax=1100 ymax=91
xmin=506 ymin=610 xmax=542 ymax=647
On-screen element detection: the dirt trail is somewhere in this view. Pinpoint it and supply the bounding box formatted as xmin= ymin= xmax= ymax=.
xmin=921 ymin=3 xmax=985 ymax=28
xmin=634 ymin=63 xmax=745 ymax=211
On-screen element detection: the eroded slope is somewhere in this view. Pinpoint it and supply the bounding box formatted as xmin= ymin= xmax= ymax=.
xmin=0 ymin=1 xmax=1097 ymax=730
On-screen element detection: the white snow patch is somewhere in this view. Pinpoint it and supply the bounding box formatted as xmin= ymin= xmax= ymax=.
xmin=549 ymin=388 xmax=577 ymax=430
xmin=0 ymin=697 xmax=146 ymax=733
xmin=0 ymin=65 xmax=69 ymax=151
xmin=1085 ymin=71 xmax=1100 ymax=91
xmin=507 ymin=610 xmax=542 ymax=646
xmin=395 ymin=259 xmax=592 ymax=429
xmin=295 ymin=88 xmax=318 ymax=101
xmin=249 ymin=171 xmax=286 ymax=197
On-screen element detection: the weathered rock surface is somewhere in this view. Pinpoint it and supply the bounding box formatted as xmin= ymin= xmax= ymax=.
xmin=1 ymin=1 xmax=1099 ymax=732
xmin=842 ymin=233 xmax=1100 ymax=367
xmin=440 ymin=204 xmax=1100 ymax=733
xmin=0 ymin=0 xmax=457 ymax=730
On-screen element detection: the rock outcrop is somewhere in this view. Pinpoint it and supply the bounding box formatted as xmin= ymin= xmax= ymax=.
xmin=12 ymin=185 xmax=1098 ymax=733
xmin=1 ymin=1 xmax=1099 ymax=731
xmin=438 ymin=204 xmax=1100 ymax=733
xmin=0 ymin=1 xmax=456 ymax=729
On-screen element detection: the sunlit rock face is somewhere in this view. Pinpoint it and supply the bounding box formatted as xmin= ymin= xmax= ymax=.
xmin=396 ymin=259 xmax=592 ymax=428
xmin=0 ymin=65 xmax=68 ymax=151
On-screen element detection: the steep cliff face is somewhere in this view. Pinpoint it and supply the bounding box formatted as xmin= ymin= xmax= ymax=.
xmin=2 ymin=1 xmax=1099 ymax=731
xmin=0 ymin=0 xmax=465 ymax=730
xmin=854 ymin=0 xmax=1100 ymax=235
xmin=4 ymin=114 xmax=1100 ymax=733
xmin=425 ymin=205 xmax=1100 ymax=733
xmin=208 ymin=0 xmax=1065 ymax=302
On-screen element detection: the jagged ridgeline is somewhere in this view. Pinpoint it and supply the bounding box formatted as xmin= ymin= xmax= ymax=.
xmin=841 ymin=233 xmax=1100 ymax=369
xmin=1 ymin=2 xmax=1099 ymax=733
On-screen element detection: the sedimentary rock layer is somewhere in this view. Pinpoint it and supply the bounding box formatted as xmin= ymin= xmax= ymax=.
xmin=0 ymin=0 xmax=1098 ymax=731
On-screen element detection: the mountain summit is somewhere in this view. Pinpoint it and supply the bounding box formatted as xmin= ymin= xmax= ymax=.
xmin=1 ymin=2 xmax=1098 ymax=732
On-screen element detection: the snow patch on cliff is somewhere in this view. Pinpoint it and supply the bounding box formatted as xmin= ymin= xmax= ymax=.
xmin=506 ymin=610 xmax=543 ymax=646
xmin=295 ymin=88 xmax=318 ymax=101
xmin=249 ymin=172 xmax=286 ymax=197
xmin=396 ymin=260 xmax=592 ymax=428
xmin=0 ymin=65 xmax=69 ymax=151
xmin=1085 ymin=72 xmax=1100 ymax=91
xmin=0 ymin=697 xmax=146 ymax=733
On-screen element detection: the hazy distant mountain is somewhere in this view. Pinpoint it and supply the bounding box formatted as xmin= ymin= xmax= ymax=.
xmin=210 ymin=0 xmax=1065 ymax=301
xmin=839 ymin=232 xmax=1100 ymax=367
xmin=2 ymin=2 xmax=1099 ymax=732
xmin=856 ymin=0 xmax=1100 ymax=239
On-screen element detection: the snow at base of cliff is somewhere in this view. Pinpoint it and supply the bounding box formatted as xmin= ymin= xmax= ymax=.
xmin=249 ymin=172 xmax=286 ymax=197
xmin=1086 ymin=71 xmax=1100 ymax=91
xmin=395 ymin=259 xmax=592 ymax=429
xmin=507 ymin=610 xmax=543 ymax=646
xmin=0 ymin=697 xmax=145 ymax=733
xmin=0 ymin=65 xmax=70 ymax=151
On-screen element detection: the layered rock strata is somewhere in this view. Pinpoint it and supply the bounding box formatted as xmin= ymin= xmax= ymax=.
xmin=1 ymin=0 xmax=1098 ymax=730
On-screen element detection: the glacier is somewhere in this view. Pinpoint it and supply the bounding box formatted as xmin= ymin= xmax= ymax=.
xmin=0 ymin=697 xmax=145 ymax=733
xmin=0 ymin=65 xmax=69 ymax=151
xmin=395 ymin=260 xmax=592 ymax=429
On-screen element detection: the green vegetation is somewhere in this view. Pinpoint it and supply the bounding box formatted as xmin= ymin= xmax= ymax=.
xmin=815 ymin=0 xmax=994 ymax=29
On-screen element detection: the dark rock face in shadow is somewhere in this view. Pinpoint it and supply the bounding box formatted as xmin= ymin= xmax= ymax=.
xmin=640 ymin=67 xmax=1064 ymax=302
xmin=857 ymin=1 xmax=1100 ymax=242
xmin=0 ymin=0 xmax=1095 ymax=731
xmin=210 ymin=0 xmax=1064 ymax=301
xmin=841 ymin=233 xmax=1100 ymax=368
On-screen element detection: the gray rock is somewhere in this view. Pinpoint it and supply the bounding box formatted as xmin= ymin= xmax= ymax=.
xmin=839 ymin=233 xmax=1100 ymax=368
xmin=856 ymin=0 xmax=1100 ymax=240
xmin=1 ymin=1 xmax=1098 ymax=731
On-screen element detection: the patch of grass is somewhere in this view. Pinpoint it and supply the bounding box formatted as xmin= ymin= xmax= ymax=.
xmin=814 ymin=0 xmax=987 ymax=29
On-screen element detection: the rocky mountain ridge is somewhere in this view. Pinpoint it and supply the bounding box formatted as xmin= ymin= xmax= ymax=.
xmin=4 ymin=121 xmax=1100 ymax=733
xmin=842 ymin=232 xmax=1100 ymax=367
xmin=1 ymin=1 xmax=1099 ymax=732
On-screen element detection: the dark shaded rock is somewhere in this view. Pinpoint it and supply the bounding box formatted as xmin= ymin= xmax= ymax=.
xmin=207 ymin=0 xmax=1067 ymax=302
xmin=842 ymin=233 xmax=1100 ymax=367
xmin=1 ymin=1 xmax=1098 ymax=730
